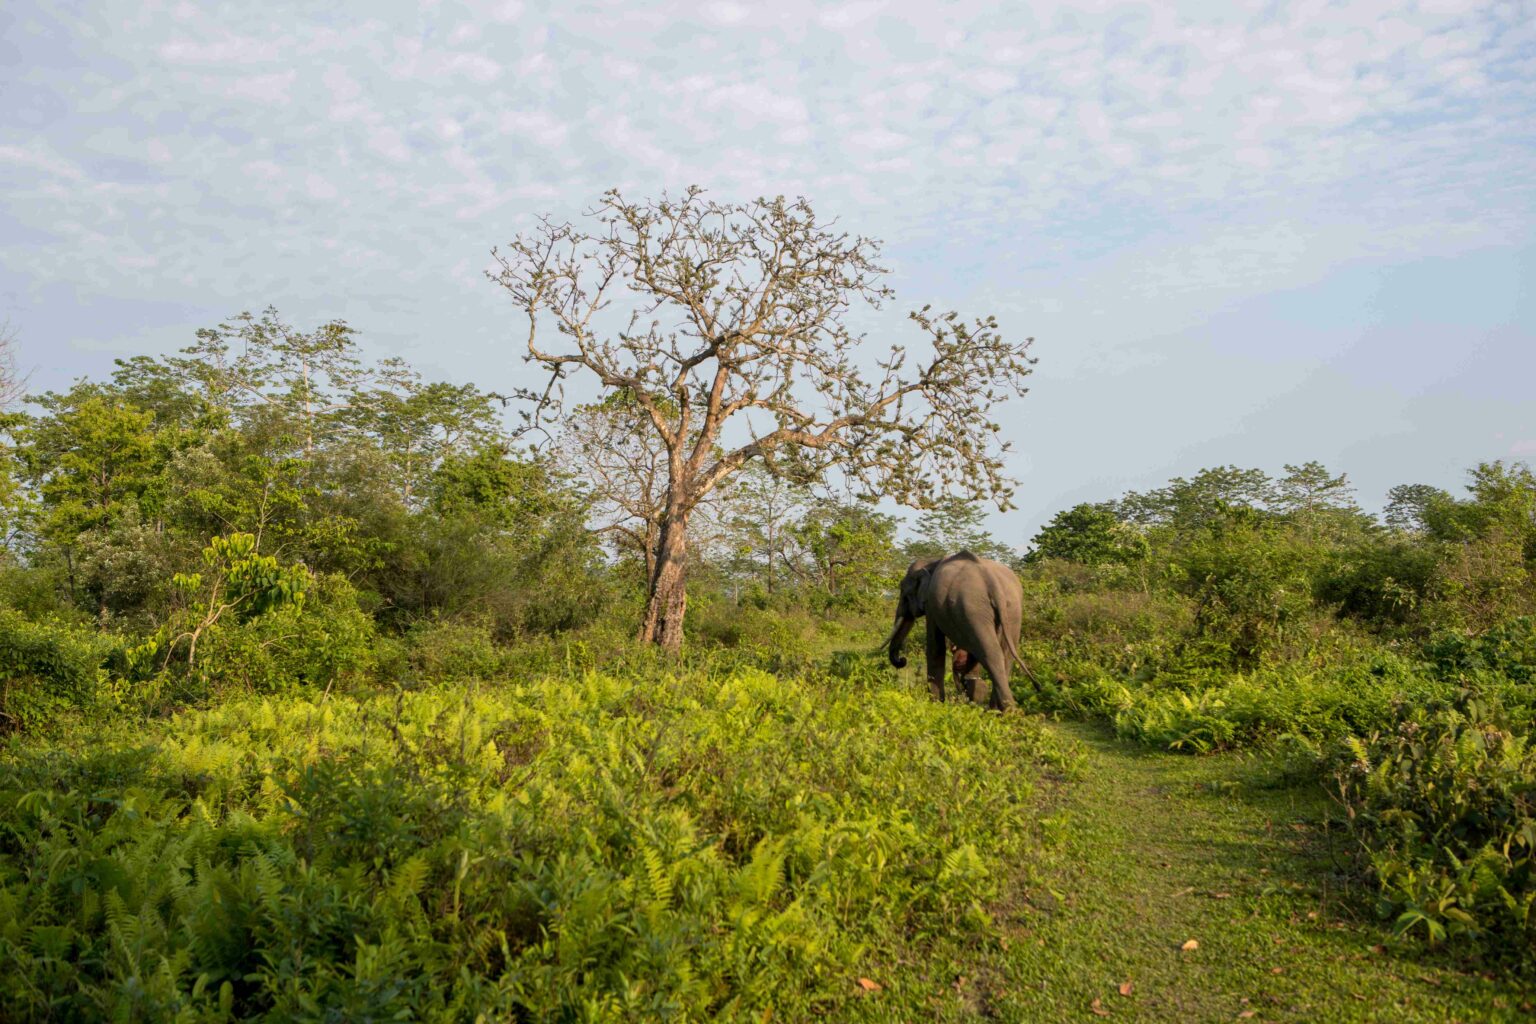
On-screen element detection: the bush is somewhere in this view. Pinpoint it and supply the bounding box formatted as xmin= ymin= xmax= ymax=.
xmin=1318 ymin=539 xmax=1441 ymax=629
xmin=1029 ymin=639 xmax=1452 ymax=755
xmin=171 ymin=572 xmax=381 ymax=699
xmin=1337 ymin=692 xmax=1536 ymax=951
xmin=404 ymin=617 xmax=505 ymax=682
xmin=1169 ymin=521 xmax=1319 ymax=669
xmin=1423 ymin=616 xmax=1536 ymax=685
xmin=0 ymin=610 xmax=120 ymax=732
xmin=685 ymin=600 xmax=830 ymax=674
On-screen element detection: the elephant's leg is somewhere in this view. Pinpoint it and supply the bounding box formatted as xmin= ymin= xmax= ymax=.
xmin=970 ymin=677 xmax=991 ymax=705
xmin=975 ymin=642 xmax=1018 ymax=712
xmin=925 ymin=624 xmax=948 ymax=701
xmin=951 ymin=647 xmax=984 ymax=703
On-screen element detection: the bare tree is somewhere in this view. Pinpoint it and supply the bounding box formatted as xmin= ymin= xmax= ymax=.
xmin=0 ymin=320 xmax=28 ymax=408
xmin=557 ymin=392 xmax=671 ymax=583
xmin=491 ymin=188 xmax=1035 ymax=651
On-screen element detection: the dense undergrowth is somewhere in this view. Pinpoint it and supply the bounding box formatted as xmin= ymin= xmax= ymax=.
xmin=0 ymin=661 xmax=1062 ymax=1022
xmin=1336 ymin=690 xmax=1536 ymax=951
xmin=1016 ymin=567 xmax=1536 ymax=962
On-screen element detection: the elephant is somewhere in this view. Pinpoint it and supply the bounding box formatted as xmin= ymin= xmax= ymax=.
xmin=886 ymin=551 xmax=1037 ymax=711
xmin=949 ymin=640 xmax=984 ymax=703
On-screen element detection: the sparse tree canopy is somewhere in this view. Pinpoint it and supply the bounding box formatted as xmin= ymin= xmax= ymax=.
xmin=1119 ymin=466 xmax=1276 ymax=530
xmin=1383 ymin=483 xmax=1451 ymax=533
xmin=1274 ymin=461 xmax=1358 ymax=517
xmin=491 ymin=187 xmax=1035 ymax=649
xmin=557 ymin=392 xmax=692 ymax=587
xmin=0 ymin=320 xmax=27 ymax=409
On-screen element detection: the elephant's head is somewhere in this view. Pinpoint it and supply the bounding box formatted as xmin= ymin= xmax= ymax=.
xmin=886 ymin=558 xmax=937 ymax=668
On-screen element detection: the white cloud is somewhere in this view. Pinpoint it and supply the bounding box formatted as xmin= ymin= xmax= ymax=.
xmin=1 ymin=0 xmax=1531 ymax=534
xmin=0 ymin=143 xmax=85 ymax=182
xmin=227 ymin=70 xmax=298 ymax=105
xmin=817 ymin=1 xmax=884 ymax=30
xmin=702 ymin=2 xmax=750 ymax=24
xmin=304 ymin=172 xmax=338 ymax=200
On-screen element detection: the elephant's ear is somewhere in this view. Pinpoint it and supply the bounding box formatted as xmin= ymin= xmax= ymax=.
xmin=912 ymin=568 xmax=931 ymax=615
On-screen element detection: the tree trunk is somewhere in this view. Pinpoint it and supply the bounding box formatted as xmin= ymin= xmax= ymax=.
xmin=643 ymin=519 xmax=659 ymax=591
xmin=640 ymin=510 xmax=689 ymax=652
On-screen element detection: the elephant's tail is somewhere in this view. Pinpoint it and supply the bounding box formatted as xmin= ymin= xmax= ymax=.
xmin=1000 ymin=631 xmax=1042 ymax=692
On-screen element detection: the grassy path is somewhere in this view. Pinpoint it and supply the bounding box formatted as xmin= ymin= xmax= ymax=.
xmin=952 ymin=719 xmax=1530 ymax=1022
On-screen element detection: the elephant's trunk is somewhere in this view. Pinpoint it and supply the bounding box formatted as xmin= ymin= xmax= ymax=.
xmin=886 ymin=614 xmax=915 ymax=668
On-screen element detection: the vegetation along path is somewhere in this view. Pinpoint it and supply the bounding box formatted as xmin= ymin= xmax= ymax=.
xmin=968 ymin=719 xmax=1530 ymax=1023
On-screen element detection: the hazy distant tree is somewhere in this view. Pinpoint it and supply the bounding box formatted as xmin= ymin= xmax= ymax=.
xmin=558 ymin=393 xmax=674 ymax=586
xmin=1119 ymin=466 xmax=1275 ymax=531
xmin=491 ymin=188 xmax=1035 ymax=650
xmin=789 ymin=497 xmax=898 ymax=605
xmin=173 ymin=307 xmax=403 ymax=458
xmin=341 ymin=368 xmax=505 ymax=507
xmin=716 ymin=461 xmax=812 ymax=598
xmin=907 ymin=497 xmax=1003 ymax=561
xmin=1382 ymin=483 xmax=1451 ymax=533
xmin=1274 ymin=461 xmax=1357 ymax=516
xmin=0 ymin=322 xmax=30 ymax=549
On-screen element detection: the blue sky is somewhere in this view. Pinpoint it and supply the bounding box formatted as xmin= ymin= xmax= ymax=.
xmin=2 ymin=0 xmax=1533 ymax=543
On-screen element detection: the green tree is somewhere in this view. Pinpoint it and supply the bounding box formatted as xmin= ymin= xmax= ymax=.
xmin=1418 ymin=462 xmax=1536 ymax=629
xmin=1273 ymin=461 xmax=1358 ymax=517
xmin=160 ymin=532 xmax=311 ymax=670
xmin=341 ymin=368 xmax=505 ymax=507
xmin=385 ymin=445 xmax=605 ymax=636
xmin=719 ymin=463 xmax=809 ymax=598
xmin=1026 ymin=501 xmax=1146 ymax=566
xmin=18 ymin=388 xmax=164 ymax=621
xmin=789 ymin=498 xmax=898 ymax=605
xmin=908 ymin=497 xmax=1013 ymax=563
xmin=1383 ymin=483 xmax=1452 ymax=533
xmin=1119 ymin=466 xmax=1275 ymax=532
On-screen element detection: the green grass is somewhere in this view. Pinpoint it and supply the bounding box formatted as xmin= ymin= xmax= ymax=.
xmin=982 ymin=720 xmax=1532 ymax=1023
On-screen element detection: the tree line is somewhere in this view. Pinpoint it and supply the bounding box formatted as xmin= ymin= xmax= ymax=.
xmin=1022 ymin=459 xmax=1536 ymax=669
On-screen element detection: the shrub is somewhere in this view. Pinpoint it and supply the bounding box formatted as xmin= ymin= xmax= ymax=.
xmin=404 ymin=617 xmax=505 ymax=682
xmin=1337 ymin=693 xmax=1536 ymax=951
xmin=1168 ymin=521 xmax=1319 ymax=669
xmin=0 ymin=611 xmax=120 ymax=731
xmin=1423 ymin=616 xmax=1536 ymax=685
xmin=1318 ymin=539 xmax=1441 ymax=629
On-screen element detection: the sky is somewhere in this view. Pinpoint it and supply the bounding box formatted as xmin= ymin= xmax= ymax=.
xmin=2 ymin=0 xmax=1534 ymax=544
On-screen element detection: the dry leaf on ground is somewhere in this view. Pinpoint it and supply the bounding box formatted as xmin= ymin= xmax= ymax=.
xmin=857 ymin=978 xmax=881 ymax=992
xmin=1119 ymin=981 xmax=1134 ymax=997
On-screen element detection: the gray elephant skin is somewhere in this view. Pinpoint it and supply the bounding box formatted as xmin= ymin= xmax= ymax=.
xmin=885 ymin=551 xmax=1035 ymax=711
